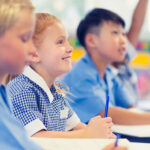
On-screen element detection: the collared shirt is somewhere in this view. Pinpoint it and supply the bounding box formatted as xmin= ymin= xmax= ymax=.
xmin=0 ymin=85 xmax=42 ymax=150
xmin=111 ymin=41 xmax=138 ymax=102
xmin=7 ymin=66 xmax=80 ymax=136
xmin=62 ymin=53 xmax=135 ymax=124
xmin=126 ymin=41 xmax=137 ymax=61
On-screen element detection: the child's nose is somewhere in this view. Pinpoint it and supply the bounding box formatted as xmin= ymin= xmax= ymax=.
xmin=120 ymin=34 xmax=127 ymax=45
xmin=66 ymin=44 xmax=73 ymax=53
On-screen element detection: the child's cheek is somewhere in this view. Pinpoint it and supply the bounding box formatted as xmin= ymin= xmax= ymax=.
xmin=60 ymin=46 xmax=66 ymax=53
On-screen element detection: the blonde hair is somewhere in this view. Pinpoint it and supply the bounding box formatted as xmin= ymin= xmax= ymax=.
xmin=0 ymin=0 xmax=34 ymax=36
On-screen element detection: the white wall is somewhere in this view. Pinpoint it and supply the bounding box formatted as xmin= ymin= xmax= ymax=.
xmin=32 ymin=0 xmax=150 ymax=41
xmin=84 ymin=0 xmax=150 ymax=41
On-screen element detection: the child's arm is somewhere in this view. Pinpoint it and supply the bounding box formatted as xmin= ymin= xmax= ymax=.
xmin=127 ymin=0 xmax=148 ymax=46
xmin=32 ymin=116 xmax=114 ymax=138
xmin=71 ymin=122 xmax=87 ymax=130
xmin=100 ymin=107 xmax=150 ymax=125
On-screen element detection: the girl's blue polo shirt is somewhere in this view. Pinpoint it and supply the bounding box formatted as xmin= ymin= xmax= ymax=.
xmin=0 ymin=85 xmax=42 ymax=150
xmin=62 ymin=53 xmax=136 ymax=124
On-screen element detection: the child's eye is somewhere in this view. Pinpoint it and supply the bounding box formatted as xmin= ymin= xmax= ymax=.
xmin=112 ymin=31 xmax=119 ymax=34
xmin=20 ymin=37 xmax=29 ymax=43
xmin=57 ymin=40 xmax=64 ymax=45
xmin=20 ymin=33 xmax=31 ymax=43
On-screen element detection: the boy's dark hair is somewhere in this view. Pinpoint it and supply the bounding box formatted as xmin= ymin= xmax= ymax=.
xmin=77 ymin=8 xmax=125 ymax=48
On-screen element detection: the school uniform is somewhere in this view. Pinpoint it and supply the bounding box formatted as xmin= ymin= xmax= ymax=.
xmin=110 ymin=41 xmax=139 ymax=102
xmin=0 ymin=85 xmax=42 ymax=150
xmin=62 ymin=53 xmax=136 ymax=124
xmin=7 ymin=66 xmax=80 ymax=136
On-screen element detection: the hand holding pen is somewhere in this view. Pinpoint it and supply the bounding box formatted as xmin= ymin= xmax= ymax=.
xmin=102 ymin=134 xmax=127 ymax=150
xmin=104 ymin=95 xmax=116 ymax=139
xmin=102 ymin=143 xmax=127 ymax=150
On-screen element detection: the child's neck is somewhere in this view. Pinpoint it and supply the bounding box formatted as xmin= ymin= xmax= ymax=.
xmin=0 ymin=71 xmax=6 ymax=85
xmin=89 ymin=52 xmax=109 ymax=79
xmin=31 ymin=65 xmax=55 ymax=88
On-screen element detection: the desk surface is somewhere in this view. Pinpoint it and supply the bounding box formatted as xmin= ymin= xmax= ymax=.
xmin=31 ymin=137 xmax=150 ymax=150
xmin=131 ymin=142 xmax=150 ymax=150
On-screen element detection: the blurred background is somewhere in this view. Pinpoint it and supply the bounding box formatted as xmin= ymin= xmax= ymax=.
xmin=32 ymin=0 xmax=150 ymax=108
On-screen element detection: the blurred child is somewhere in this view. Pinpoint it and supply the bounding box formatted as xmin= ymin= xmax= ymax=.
xmin=111 ymin=0 xmax=148 ymax=104
xmin=0 ymin=0 xmax=42 ymax=149
xmin=62 ymin=8 xmax=150 ymax=125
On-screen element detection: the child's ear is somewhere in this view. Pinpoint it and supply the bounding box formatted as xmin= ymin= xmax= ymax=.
xmin=85 ymin=33 xmax=98 ymax=49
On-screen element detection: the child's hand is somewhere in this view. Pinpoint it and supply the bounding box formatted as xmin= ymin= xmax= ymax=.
xmin=102 ymin=143 xmax=128 ymax=150
xmin=86 ymin=116 xmax=113 ymax=138
xmin=109 ymin=133 xmax=116 ymax=139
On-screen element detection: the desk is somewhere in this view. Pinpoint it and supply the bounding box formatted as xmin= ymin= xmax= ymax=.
xmin=30 ymin=137 xmax=150 ymax=150
xmin=131 ymin=142 xmax=150 ymax=150
xmin=31 ymin=138 xmax=130 ymax=150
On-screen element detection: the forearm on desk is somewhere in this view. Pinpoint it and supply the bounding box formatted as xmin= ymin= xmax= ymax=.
xmin=100 ymin=107 xmax=150 ymax=125
xmin=71 ymin=123 xmax=87 ymax=131
xmin=32 ymin=128 xmax=90 ymax=138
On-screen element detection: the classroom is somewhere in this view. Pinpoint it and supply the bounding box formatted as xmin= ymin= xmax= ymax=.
xmin=0 ymin=0 xmax=150 ymax=150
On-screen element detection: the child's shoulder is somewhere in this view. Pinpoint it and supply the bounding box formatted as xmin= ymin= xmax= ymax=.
xmin=7 ymin=74 xmax=35 ymax=96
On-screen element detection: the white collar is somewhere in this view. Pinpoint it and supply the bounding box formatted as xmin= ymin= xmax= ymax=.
xmin=109 ymin=65 xmax=119 ymax=76
xmin=23 ymin=66 xmax=54 ymax=103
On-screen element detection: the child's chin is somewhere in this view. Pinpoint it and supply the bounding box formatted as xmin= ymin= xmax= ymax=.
xmin=9 ymin=67 xmax=23 ymax=76
xmin=116 ymin=56 xmax=125 ymax=62
xmin=62 ymin=66 xmax=72 ymax=74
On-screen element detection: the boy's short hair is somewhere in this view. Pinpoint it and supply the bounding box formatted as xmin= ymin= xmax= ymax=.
xmin=77 ymin=8 xmax=125 ymax=48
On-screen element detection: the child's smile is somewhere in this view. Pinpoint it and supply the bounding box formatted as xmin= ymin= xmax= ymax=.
xmin=62 ymin=55 xmax=72 ymax=63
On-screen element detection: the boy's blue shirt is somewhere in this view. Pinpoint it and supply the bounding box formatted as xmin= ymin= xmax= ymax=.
xmin=0 ymin=85 xmax=42 ymax=150
xmin=114 ymin=42 xmax=139 ymax=102
xmin=62 ymin=53 xmax=135 ymax=123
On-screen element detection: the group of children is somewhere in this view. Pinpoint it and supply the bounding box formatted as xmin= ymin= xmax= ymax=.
xmin=0 ymin=0 xmax=149 ymax=149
